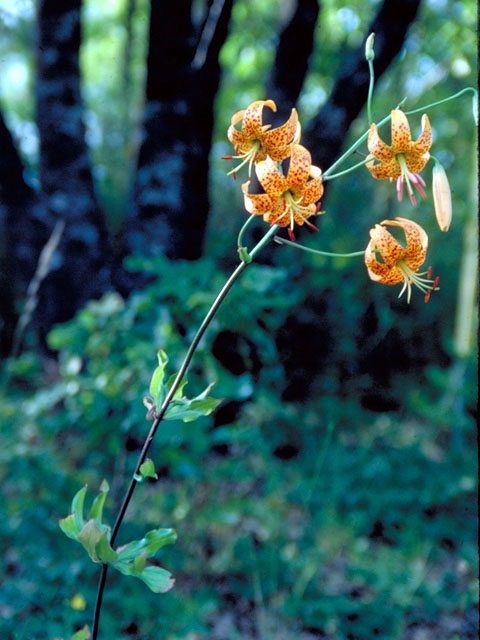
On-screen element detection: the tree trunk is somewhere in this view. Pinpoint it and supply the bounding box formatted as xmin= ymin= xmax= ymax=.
xmin=124 ymin=0 xmax=233 ymax=270
xmin=266 ymin=0 xmax=320 ymax=123
xmin=304 ymin=0 xmax=422 ymax=171
xmin=35 ymin=0 xmax=112 ymax=334
xmin=0 ymin=110 xmax=53 ymax=354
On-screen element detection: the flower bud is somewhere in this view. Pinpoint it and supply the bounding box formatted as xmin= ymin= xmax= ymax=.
xmin=365 ymin=33 xmax=375 ymax=61
xmin=432 ymin=162 xmax=452 ymax=232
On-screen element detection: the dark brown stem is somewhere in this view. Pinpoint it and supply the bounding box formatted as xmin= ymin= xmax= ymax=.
xmin=91 ymin=225 xmax=278 ymax=639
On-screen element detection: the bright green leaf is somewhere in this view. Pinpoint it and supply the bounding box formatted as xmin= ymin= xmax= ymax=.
xmin=89 ymin=480 xmax=110 ymax=524
xmin=115 ymin=527 xmax=177 ymax=562
xmin=138 ymin=565 xmax=175 ymax=593
xmin=59 ymin=514 xmax=80 ymax=541
xmin=149 ymin=349 xmax=169 ymax=407
xmin=138 ymin=458 xmax=158 ymax=480
xmin=165 ymin=372 xmax=188 ymax=399
xmin=71 ymin=625 xmax=90 ymax=640
xmin=95 ymin=530 xmax=118 ymax=563
xmin=165 ymin=382 xmax=221 ymax=422
xmin=71 ymin=486 xmax=87 ymax=532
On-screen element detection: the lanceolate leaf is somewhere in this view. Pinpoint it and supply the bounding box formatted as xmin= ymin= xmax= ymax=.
xmin=149 ymin=349 xmax=169 ymax=407
xmin=164 ymin=382 xmax=221 ymax=422
xmin=116 ymin=528 xmax=177 ymax=562
xmin=95 ymin=530 xmax=118 ymax=563
xmin=89 ymin=479 xmax=109 ymax=524
xmin=78 ymin=519 xmax=103 ymax=562
xmin=71 ymin=486 xmax=87 ymax=532
xmin=59 ymin=513 xmax=80 ymax=541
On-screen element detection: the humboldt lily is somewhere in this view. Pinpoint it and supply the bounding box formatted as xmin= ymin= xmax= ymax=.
xmin=225 ymin=99 xmax=300 ymax=175
xmin=366 ymin=109 xmax=432 ymax=205
xmin=364 ymin=217 xmax=439 ymax=302
xmin=241 ymin=144 xmax=323 ymax=240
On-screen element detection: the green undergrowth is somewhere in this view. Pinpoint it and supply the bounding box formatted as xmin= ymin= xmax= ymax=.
xmin=1 ymin=254 xmax=477 ymax=639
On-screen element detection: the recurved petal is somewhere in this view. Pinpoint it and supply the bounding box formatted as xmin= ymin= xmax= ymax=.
xmin=410 ymin=114 xmax=432 ymax=155
xmin=263 ymin=108 xmax=299 ymax=153
xmin=227 ymin=123 xmax=249 ymax=149
xmin=364 ymin=239 xmax=404 ymax=284
xmin=230 ymin=109 xmax=245 ymax=127
xmin=255 ymin=157 xmax=288 ymax=199
xmin=390 ymin=109 xmax=413 ymax=153
xmin=301 ymin=171 xmax=324 ymax=205
xmin=368 ymin=123 xmax=394 ymax=161
xmin=286 ymin=144 xmax=311 ymax=188
xmin=386 ymin=217 xmax=428 ymax=270
xmin=404 ymin=151 xmax=430 ymax=174
xmin=242 ymin=100 xmax=277 ymax=139
xmin=369 ymin=223 xmax=406 ymax=267
xmin=241 ymin=180 xmax=276 ymax=215
xmin=366 ymin=157 xmax=401 ymax=180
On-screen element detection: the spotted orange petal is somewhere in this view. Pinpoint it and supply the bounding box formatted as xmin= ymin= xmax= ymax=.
xmin=286 ymin=144 xmax=311 ymax=189
xmin=366 ymin=156 xmax=401 ymax=180
xmin=367 ymin=123 xmax=394 ymax=162
xmin=404 ymin=151 xmax=430 ymax=175
xmin=263 ymin=200 xmax=289 ymax=226
xmin=410 ymin=114 xmax=432 ymax=156
xmin=242 ymin=100 xmax=276 ymax=139
xmin=301 ymin=168 xmax=323 ymax=205
xmin=384 ymin=217 xmax=428 ymax=271
xmin=368 ymin=223 xmax=406 ymax=267
xmin=390 ymin=109 xmax=413 ymax=154
xmin=241 ymin=180 xmax=275 ymax=215
xmin=255 ymin=157 xmax=288 ymax=199
xmin=263 ymin=108 xmax=299 ymax=160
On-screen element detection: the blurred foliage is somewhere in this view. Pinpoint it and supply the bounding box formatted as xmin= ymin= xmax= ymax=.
xmin=0 ymin=0 xmax=478 ymax=638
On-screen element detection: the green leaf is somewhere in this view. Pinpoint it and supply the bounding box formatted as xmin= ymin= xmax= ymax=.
xmin=149 ymin=349 xmax=169 ymax=407
xmin=116 ymin=528 xmax=177 ymax=562
xmin=165 ymin=372 xmax=188 ymax=399
xmin=89 ymin=480 xmax=109 ymax=525
xmin=95 ymin=530 xmax=118 ymax=563
xmin=112 ymin=558 xmax=175 ymax=594
xmin=71 ymin=625 xmax=90 ymax=640
xmin=78 ymin=519 xmax=103 ymax=562
xmin=140 ymin=458 xmax=158 ymax=479
xmin=138 ymin=566 xmax=175 ymax=593
xmin=59 ymin=514 xmax=80 ymax=541
xmin=164 ymin=382 xmax=221 ymax=422
xmin=71 ymin=486 xmax=87 ymax=532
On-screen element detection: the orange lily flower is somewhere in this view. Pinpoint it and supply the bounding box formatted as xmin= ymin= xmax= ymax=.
xmin=241 ymin=144 xmax=323 ymax=240
xmin=365 ymin=217 xmax=439 ymax=302
xmin=225 ymin=99 xmax=300 ymax=175
xmin=366 ymin=109 xmax=432 ymax=205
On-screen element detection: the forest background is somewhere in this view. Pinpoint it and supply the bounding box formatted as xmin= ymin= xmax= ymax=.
xmin=0 ymin=0 xmax=477 ymax=639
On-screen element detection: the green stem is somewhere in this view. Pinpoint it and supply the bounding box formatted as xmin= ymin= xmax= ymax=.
xmin=237 ymin=213 xmax=256 ymax=251
xmin=322 ymin=98 xmax=407 ymax=178
xmin=323 ymin=87 xmax=475 ymax=180
xmin=91 ymin=224 xmax=278 ymax=640
xmin=367 ymin=58 xmax=375 ymax=124
xmin=274 ymin=235 xmax=364 ymax=258
xmin=404 ymin=87 xmax=477 ymax=115
xmin=323 ymin=156 xmax=369 ymax=181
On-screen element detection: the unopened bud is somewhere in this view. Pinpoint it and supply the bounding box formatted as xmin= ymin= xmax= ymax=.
xmin=365 ymin=33 xmax=375 ymax=61
xmin=432 ymin=162 xmax=452 ymax=232
xmin=472 ymin=93 xmax=478 ymax=126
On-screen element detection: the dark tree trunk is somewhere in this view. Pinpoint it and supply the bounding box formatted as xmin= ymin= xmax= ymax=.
xmin=0 ymin=111 xmax=51 ymax=355
xmin=35 ymin=0 xmax=112 ymax=334
xmin=124 ymin=0 xmax=233 ymax=269
xmin=304 ymin=0 xmax=422 ymax=171
xmin=266 ymin=0 xmax=320 ymax=123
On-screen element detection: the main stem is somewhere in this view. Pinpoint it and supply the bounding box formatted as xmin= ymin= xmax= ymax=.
xmin=91 ymin=224 xmax=278 ymax=640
